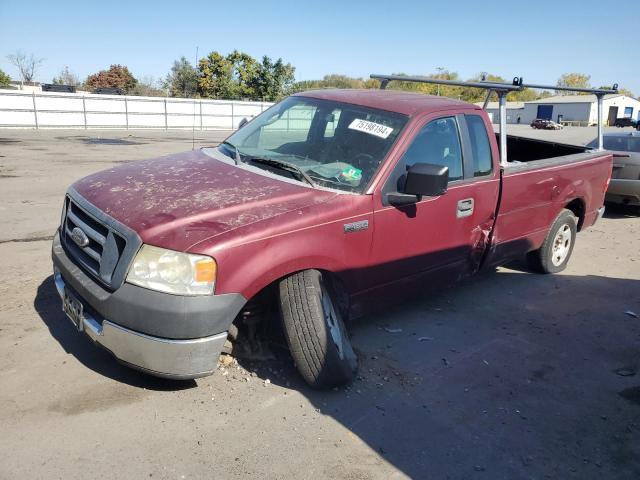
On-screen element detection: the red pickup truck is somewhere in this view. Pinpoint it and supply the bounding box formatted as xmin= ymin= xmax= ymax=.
xmin=52 ymin=87 xmax=612 ymax=388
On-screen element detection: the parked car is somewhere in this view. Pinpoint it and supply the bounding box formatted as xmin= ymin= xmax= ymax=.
xmin=613 ymin=117 xmax=638 ymax=128
xmin=531 ymin=118 xmax=563 ymax=130
xmin=52 ymin=87 xmax=612 ymax=388
xmin=588 ymin=132 xmax=640 ymax=207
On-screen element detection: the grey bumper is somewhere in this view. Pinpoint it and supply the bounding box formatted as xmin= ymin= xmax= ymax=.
xmin=606 ymin=179 xmax=640 ymax=206
xmin=54 ymin=270 xmax=226 ymax=379
xmin=51 ymin=231 xmax=247 ymax=379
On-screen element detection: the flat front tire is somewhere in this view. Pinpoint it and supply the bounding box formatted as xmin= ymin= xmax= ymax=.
xmin=278 ymin=270 xmax=358 ymax=389
xmin=527 ymin=209 xmax=578 ymax=273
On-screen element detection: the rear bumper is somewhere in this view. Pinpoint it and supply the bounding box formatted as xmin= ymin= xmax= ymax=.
xmin=606 ymin=179 xmax=640 ymax=206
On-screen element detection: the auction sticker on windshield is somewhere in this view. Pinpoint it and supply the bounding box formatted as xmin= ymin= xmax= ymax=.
xmin=348 ymin=119 xmax=394 ymax=139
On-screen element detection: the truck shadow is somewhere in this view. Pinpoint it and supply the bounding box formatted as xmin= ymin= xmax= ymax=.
xmin=239 ymin=269 xmax=640 ymax=479
xmin=604 ymin=202 xmax=640 ymax=218
xmin=34 ymin=268 xmax=640 ymax=478
xmin=34 ymin=275 xmax=196 ymax=391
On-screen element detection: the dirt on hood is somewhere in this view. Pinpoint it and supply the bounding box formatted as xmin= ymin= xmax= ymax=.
xmin=72 ymin=149 xmax=336 ymax=251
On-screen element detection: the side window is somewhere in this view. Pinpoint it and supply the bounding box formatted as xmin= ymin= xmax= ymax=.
xmin=400 ymin=117 xmax=463 ymax=181
xmin=466 ymin=115 xmax=493 ymax=176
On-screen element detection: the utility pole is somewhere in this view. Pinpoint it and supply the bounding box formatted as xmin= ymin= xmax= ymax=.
xmin=436 ymin=66 xmax=444 ymax=96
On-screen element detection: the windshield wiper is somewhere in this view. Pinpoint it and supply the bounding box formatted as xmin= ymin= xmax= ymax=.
xmin=247 ymin=157 xmax=316 ymax=187
xmin=220 ymin=141 xmax=242 ymax=165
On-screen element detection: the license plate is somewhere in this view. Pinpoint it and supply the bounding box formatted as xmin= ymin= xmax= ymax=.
xmin=62 ymin=288 xmax=84 ymax=331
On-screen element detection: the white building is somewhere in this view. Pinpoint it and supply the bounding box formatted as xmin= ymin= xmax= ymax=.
xmin=519 ymin=94 xmax=640 ymax=126
xmin=475 ymin=101 xmax=525 ymax=124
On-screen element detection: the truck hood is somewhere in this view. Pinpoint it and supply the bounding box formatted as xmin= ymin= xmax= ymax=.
xmin=72 ymin=149 xmax=337 ymax=251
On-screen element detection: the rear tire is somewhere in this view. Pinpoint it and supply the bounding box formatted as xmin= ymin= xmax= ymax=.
xmin=527 ymin=209 xmax=577 ymax=274
xmin=278 ymin=270 xmax=358 ymax=389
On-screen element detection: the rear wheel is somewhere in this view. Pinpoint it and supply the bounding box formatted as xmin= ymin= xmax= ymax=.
xmin=527 ymin=209 xmax=577 ymax=273
xmin=278 ymin=270 xmax=358 ymax=389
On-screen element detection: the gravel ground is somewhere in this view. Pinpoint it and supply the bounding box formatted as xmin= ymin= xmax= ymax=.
xmin=0 ymin=127 xmax=639 ymax=480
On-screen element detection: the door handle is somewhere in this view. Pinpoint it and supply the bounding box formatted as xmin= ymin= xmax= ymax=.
xmin=457 ymin=198 xmax=474 ymax=218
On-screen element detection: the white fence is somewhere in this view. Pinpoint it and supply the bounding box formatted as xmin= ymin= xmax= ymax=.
xmin=0 ymin=89 xmax=274 ymax=130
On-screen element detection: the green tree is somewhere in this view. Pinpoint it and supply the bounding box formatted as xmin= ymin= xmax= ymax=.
xmin=603 ymin=86 xmax=634 ymax=98
xmin=618 ymin=88 xmax=635 ymax=98
xmin=384 ymin=70 xmax=462 ymax=98
xmin=228 ymin=50 xmax=260 ymax=99
xmin=198 ymin=51 xmax=236 ymax=99
xmin=164 ymin=57 xmax=198 ymax=97
xmin=52 ymin=66 xmax=79 ymax=86
xmin=198 ymin=51 xmax=295 ymax=101
xmin=508 ymin=88 xmax=538 ymax=102
xmin=291 ymin=74 xmax=380 ymax=93
xmin=250 ymin=56 xmax=295 ymax=101
xmin=556 ymin=73 xmax=591 ymax=95
xmin=0 ymin=68 xmax=11 ymax=87
xmin=85 ymin=65 xmax=138 ymax=93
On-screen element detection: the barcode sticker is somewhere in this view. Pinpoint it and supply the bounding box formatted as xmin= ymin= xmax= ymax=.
xmin=348 ymin=119 xmax=394 ymax=139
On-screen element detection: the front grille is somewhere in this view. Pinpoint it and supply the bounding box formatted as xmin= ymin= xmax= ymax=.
xmin=61 ymin=191 xmax=141 ymax=290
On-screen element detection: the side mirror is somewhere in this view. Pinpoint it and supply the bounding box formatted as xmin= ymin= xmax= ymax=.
xmin=238 ymin=117 xmax=249 ymax=129
xmin=387 ymin=163 xmax=449 ymax=206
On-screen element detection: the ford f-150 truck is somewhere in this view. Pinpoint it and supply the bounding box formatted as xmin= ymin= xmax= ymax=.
xmin=52 ymin=75 xmax=613 ymax=388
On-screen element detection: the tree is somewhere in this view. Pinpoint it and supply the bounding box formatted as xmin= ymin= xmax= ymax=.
xmin=52 ymin=66 xmax=79 ymax=86
xmin=292 ymin=74 xmax=375 ymax=92
xmin=85 ymin=64 xmax=137 ymax=93
xmin=197 ymin=50 xmax=295 ymax=101
xmin=618 ymin=88 xmax=635 ymax=99
xmin=556 ymin=73 xmax=591 ymax=95
xmin=0 ymin=69 xmax=11 ymax=87
xmin=198 ymin=52 xmax=235 ymax=99
xmin=250 ymin=56 xmax=295 ymax=101
xmin=7 ymin=51 xmax=44 ymax=83
xmin=612 ymin=87 xmax=634 ymax=99
xmin=164 ymin=57 xmax=198 ymax=97
xmin=130 ymin=75 xmax=164 ymax=97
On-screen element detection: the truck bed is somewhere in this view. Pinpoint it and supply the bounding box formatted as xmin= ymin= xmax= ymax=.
xmin=497 ymin=133 xmax=606 ymax=175
xmin=496 ymin=134 xmax=588 ymax=164
xmin=488 ymin=141 xmax=612 ymax=266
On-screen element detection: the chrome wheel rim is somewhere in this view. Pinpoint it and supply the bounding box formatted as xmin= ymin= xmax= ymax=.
xmin=321 ymin=284 xmax=344 ymax=359
xmin=551 ymin=224 xmax=572 ymax=266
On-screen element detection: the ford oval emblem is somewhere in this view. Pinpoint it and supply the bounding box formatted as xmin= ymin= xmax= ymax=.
xmin=70 ymin=227 xmax=90 ymax=248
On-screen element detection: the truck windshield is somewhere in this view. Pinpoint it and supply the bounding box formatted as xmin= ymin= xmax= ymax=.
xmin=223 ymin=96 xmax=408 ymax=193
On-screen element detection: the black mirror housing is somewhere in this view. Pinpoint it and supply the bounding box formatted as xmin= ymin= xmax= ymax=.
xmin=404 ymin=163 xmax=448 ymax=197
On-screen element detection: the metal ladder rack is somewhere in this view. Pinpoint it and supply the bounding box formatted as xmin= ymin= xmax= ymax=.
xmin=370 ymin=74 xmax=618 ymax=167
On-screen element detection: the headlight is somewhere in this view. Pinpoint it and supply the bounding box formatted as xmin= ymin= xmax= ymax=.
xmin=126 ymin=245 xmax=216 ymax=296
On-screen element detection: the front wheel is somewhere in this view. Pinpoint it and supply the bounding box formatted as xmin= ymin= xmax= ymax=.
xmin=527 ymin=209 xmax=577 ymax=273
xmin=278 ymin=270 xmax=358 ymax=389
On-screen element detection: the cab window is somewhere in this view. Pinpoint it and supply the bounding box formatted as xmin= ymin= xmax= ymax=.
xmin=466 ymin=114 xmax=493 ymax=176
xmin=400 ymin=117 xmax=463 ymax=181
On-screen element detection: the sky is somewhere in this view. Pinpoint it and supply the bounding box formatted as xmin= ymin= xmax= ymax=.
xmin=1 ymin=0 xmax=638 ymax=94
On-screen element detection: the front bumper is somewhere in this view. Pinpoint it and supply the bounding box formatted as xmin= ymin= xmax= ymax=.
xmin=53 ymin=270 xmax=226 ymax=379
xmin=51 ymin=231 xmax=247 ymax=379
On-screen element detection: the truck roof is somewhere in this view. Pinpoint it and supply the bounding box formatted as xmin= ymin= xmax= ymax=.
xmin=294 ymin=89 xmax=479 ymax=117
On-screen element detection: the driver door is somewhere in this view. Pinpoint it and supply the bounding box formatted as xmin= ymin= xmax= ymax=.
xmin=366 ymin=113 xmax=499 ymax=293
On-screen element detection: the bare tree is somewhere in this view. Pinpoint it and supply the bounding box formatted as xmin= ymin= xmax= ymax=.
xmin=52 ymin=66 xmax=80 ymax=86
xmin=7 ymin=51 xmax=45 ymax=83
